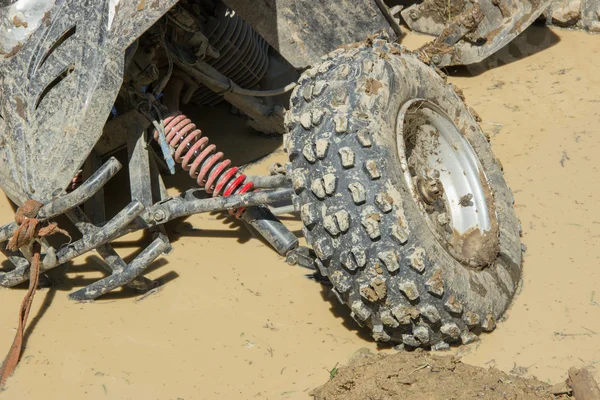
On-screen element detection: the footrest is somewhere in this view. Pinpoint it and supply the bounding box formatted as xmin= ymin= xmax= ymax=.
xmin=68 ymin=235 xmax=170 ymax=301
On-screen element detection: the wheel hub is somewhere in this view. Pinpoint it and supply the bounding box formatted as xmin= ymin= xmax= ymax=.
xmin=396 ymin=100 xmax=499 ymax=269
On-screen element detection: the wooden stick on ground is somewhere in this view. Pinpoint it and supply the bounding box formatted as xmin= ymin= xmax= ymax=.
xmin=568 ymin=367 xmax=600 ymax=400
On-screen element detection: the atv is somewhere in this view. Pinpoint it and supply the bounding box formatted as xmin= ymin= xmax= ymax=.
xmin=0 ymin=0 xmax=550 ymax=361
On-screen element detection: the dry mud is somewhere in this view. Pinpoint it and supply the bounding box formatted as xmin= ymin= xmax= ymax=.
xmin=312 ymin=350 xmax=567 ymax=400
xmin=0 ymin=25 xmax=599 ymax=399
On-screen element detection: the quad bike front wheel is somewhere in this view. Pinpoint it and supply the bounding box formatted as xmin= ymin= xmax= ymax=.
xmin=285 ymin=39 xmax=522 ymax=348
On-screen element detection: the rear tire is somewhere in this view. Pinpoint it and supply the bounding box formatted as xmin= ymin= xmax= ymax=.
xmin=285 ymin=38 xmax=522 ymax=347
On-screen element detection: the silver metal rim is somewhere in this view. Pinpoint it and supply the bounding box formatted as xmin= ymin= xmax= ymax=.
xmin=396 ymin=99 xmax=498 ymax=267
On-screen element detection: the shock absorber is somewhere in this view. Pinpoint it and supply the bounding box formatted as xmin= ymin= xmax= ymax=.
xmin=152 ymin=111 xmax=298 ymax=255
xmin=155 ymin=113 xmax=254 ymax=218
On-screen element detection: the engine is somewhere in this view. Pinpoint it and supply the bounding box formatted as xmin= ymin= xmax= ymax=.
xmin=124 ymin=0 xmax=271 ymax=107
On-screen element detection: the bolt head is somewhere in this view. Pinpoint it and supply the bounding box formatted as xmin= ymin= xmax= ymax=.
xmin=410 ymin=10 xmax=419 ymax=20
xmin=269 ymin=162 xmax=285 ymax=175
xmin=153 ymin=209 xmax=166 ymax=222
xmin=431 ymin=54 xmax=442 ymax=65
xmin=286 ymin=252 xmax=298 ymax=265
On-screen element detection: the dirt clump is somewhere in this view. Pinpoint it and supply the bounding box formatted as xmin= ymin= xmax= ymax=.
xmin=550 ymin=0 xmax=581 ymax=26
xmin=311 ymin=350 xmax=568 ymax=400
xmin=418 ymin=0 xmax=469 ymax=24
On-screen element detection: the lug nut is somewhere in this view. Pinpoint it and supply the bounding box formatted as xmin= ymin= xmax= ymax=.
xmin=426 ymin=169 xmax=440 ymax=180
xmin=417 ymin=169 xmax=443 ymax=205
xmin=437 ymin=213 xmax=450 ymax=225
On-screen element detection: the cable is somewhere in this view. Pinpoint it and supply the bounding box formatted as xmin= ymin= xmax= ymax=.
xmin=195 ymin=68 xmax=297 ymax=97
xmin=153 ymin=23 xmax=174 ymax=96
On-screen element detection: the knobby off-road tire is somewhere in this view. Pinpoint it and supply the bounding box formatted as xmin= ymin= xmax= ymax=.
xmin=284 ymin=39 xmax=522 ymax=348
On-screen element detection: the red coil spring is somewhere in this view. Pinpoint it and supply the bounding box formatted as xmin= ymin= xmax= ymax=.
xmin=153 ymin=112 xmax=254 ymax=218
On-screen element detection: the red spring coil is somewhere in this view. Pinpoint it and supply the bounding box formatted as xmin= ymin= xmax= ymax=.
xmin=153 ymin=112 xmax=254 ymax=218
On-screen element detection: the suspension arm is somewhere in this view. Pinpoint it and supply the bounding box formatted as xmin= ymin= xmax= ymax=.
xmin=0 ymin=180 xmax=293 ymax=287
xmin=124 ymin=187 xmax=293 ymax=232
xmin=0 ymin=187 xmax=292 ymax=287
xmin=244 ymin=175 xmax=290 ymax=189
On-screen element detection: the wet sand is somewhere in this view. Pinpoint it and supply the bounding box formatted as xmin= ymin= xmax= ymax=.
xmin=446 ymin=26 xmax=600 ymax=385
xmin=0 ymin=25 xmax=599 ymax=398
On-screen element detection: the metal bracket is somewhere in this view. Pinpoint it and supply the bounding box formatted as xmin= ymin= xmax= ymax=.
xmin=127 ymin=118 xmax=171 ymax=248
xmin=285 ymin=246 xmax=316 ymax=270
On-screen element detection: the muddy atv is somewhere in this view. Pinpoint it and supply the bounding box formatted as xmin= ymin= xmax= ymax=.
xmin=0 ymin=0 xmax=549 ymax=360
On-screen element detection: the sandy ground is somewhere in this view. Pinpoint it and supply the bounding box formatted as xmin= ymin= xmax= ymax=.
xmin=312 ymin=350 xmax=565 ymax=400
xmin=0 ymin=25 xmax=599 ymax=399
